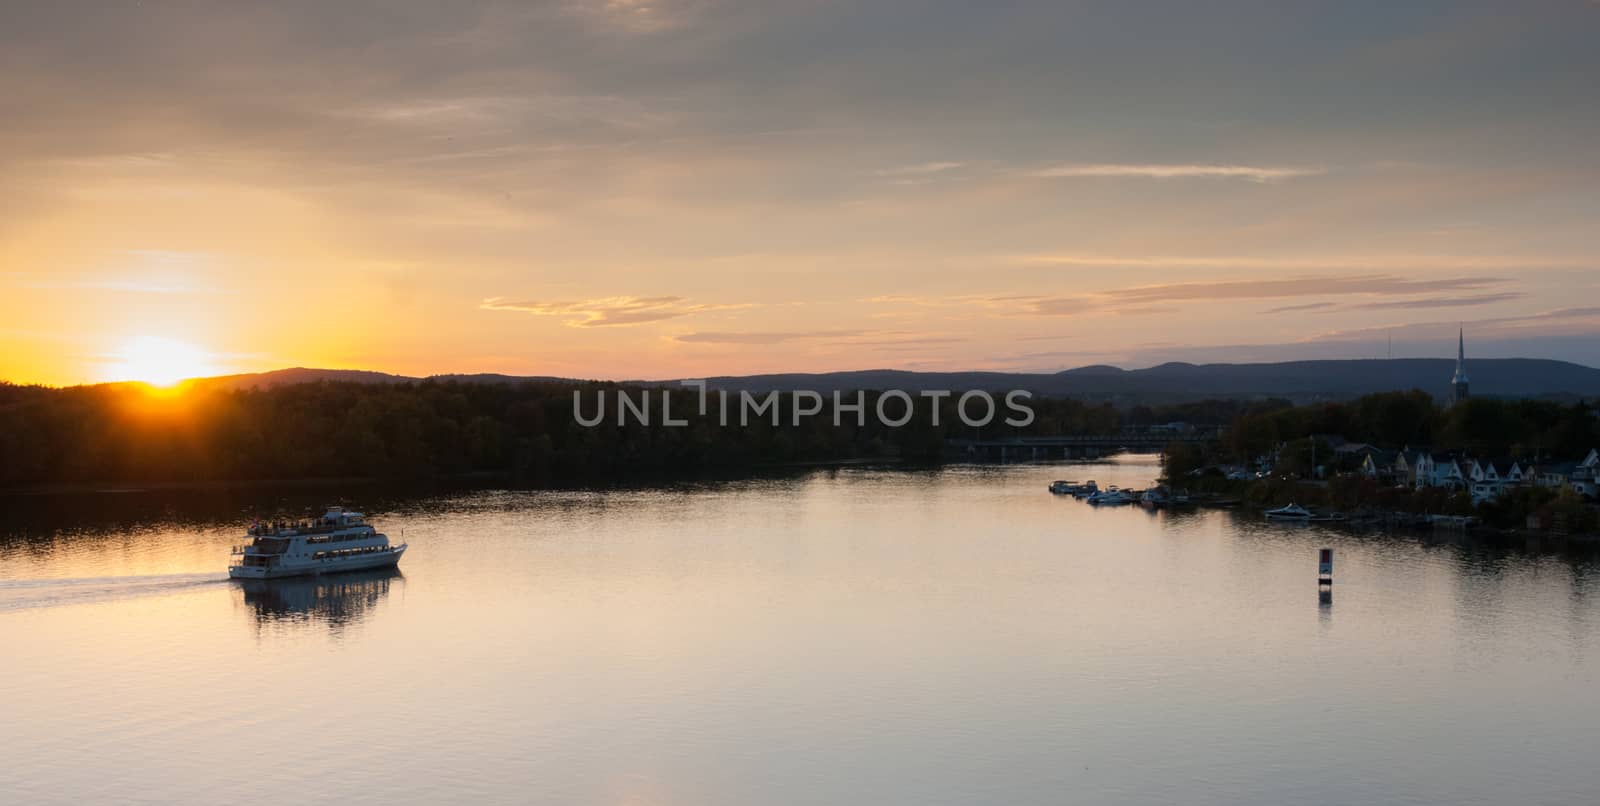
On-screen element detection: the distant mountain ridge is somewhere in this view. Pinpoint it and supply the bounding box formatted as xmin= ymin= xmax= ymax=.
xmin=187 ymin=359 xmax=1600 ymax=404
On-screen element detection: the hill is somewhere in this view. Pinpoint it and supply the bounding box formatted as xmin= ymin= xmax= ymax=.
xmin=685 ymin=359 xmax=1600 ymax=403
xmin=173 ymin=358 xmax=1600 ymax=404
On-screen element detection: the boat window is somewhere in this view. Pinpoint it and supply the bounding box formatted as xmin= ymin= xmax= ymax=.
xmin=250 ymin=537 xmax=290 ymax=554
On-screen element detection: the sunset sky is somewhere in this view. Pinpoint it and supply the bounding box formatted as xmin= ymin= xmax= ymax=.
xmin=3 ymin=1 xmax=1598 ymax=386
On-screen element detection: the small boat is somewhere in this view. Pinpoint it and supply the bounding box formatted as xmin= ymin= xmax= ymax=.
xmin=1070 ymin=481 xmax=1100 ymax=499
xmin=1086 ymin=486 xmax=1133 ymax=505
xmin=1049 ymin=480 xmax=1080 ymax=494
xmin=1140 ymin=487 xmax=1189 ymax=508
xmin=1264 ymin=503 xmax=1314 ymax=521
xmin=230 ymin=507 xmax=406 ymax=580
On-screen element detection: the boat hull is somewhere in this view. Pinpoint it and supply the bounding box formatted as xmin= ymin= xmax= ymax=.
xmin=229 ymin=545 xmax=406 ymax=580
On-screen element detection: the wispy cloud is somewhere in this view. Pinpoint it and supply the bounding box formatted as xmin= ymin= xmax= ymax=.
xmin=571 ymin=0 xmax=712 ymax=34
xmin=1012 ymin=254 xmax=1585 ymax=270
xmin=875 ymin=161 xmax=966 ymax=177
xmin=870 ymin=274 xmax=1519 ymax=320
xmin=1316 ymin=307 xmax=1600 ymax=343
xmin=675 ymin=329 xmax=871 ymax=345
xmin=1106 ymin=275 xmax=1504 ymax=304
xmin=1263 ymin=292 xmax=1524 ymax=315
xmin=1030 ymin=163 xmax=1325 ymax=183
xmin=482 ymin=295 xmax=746 ymax=327
xmin=1347 ymin=292 xmax=1525 ymax=311
xmin=1264 ymin=301 xmax=1339 ymax=314
xmin=675 ymin=329 xmax=960 ymax=347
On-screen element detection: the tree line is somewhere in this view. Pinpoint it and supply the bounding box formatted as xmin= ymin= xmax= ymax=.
xmin=0 ymin=380 xmax=1135 ymax=487
xmin=1212 ymin=391 xmax=1597 ymax=464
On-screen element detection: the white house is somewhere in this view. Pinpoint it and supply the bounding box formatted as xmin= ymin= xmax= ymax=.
xmin=1531 ymin=450 xmax=1596 ymax=498
xmin=1465 ymin=459 xmax=1528 ymax=503
xmin=1418 ymin=453 xmax=1466 ymax=490
xmin=1572 ymin=449 xmax=1598 ymax=497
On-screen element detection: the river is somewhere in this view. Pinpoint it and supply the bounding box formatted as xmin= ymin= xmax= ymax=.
xmin=2 ymin=456 xmax=1598 ymax=805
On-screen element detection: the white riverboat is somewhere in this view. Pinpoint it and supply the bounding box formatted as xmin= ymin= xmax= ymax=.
xmin=229 ymin=507 xmax=405 ymax=580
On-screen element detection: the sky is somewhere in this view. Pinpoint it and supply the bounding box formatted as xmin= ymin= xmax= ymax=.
xmin=2 ymin=0 xmax=1598 ymax=386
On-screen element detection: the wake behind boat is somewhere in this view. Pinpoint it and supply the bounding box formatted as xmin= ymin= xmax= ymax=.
xmin=229 ymin=507 xmax=405 ymax=580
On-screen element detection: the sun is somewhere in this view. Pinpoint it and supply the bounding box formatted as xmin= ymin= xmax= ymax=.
xmin=105 ymin=336 xmax=219 ymax=387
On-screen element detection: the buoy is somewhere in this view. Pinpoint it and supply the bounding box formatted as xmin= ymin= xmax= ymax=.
xmin=1318 ymin=548 xmax=1333 ymax=604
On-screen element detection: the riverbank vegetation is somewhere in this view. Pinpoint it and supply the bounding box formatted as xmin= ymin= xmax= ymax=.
xmin=1160 ymin=391 xmax=1599 ymax=533
xmin=0 ymin=379 xmax=1136 ymax=488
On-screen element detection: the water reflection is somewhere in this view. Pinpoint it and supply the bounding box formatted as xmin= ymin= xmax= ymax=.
xmin=8 ymin=460 xmax=1600 ymax=806
xmin=234 ymin=568 xmax=403 ymax=632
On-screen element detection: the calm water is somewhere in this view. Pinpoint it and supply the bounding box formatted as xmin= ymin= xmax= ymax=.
xmin=3 ymin=456 xmax=1599 ymax=805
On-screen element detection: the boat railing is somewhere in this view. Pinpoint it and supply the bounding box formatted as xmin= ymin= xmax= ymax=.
xmin=247 ymin=520 xmax=364 ymax=538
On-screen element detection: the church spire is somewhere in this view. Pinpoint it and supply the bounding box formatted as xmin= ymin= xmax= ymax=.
xmin=1450 ymin=327 xmax=1469 ymax=403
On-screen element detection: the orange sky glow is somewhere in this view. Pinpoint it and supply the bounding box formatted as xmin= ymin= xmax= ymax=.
xmin=2 ymin=2 xmax=1597 ymax=387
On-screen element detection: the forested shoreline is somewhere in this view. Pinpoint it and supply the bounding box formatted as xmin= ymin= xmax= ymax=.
xmin=0 ymin=380 xmax=1130 ymax=488
xmin=4 ymin=380 xmax=1595 ymax=493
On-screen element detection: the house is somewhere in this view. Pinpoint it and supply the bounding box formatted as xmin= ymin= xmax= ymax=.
xmin=1536 ymin=461 xmax=1579 ymax=489
xmin=1530 ymin=450 xmax=1597 ymax=499
xmin=1468 ymin=459 xmax=1518 ymax=501
xmin=1418 ymin=453 xmax=1466 ymax=490
xmin=1504 ymin=460 xmax=1528 ymax=486
xmin=1359 ymin=449 xmax=1401 ymax=481
xmin=1392 ymin=448 xmax=1428 ymax=487
xmin=1460 ymin=458 xmax=1531 ymax=503
xmin=1572 ymin=450 xmax=1598 ymax=498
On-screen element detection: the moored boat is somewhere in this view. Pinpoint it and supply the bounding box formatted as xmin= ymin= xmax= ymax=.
xmin=1264 ymin=503 xmax=1314 ymax=521
xmin=1140 ymin=487 xmax=1190 ymax=508
xmin=229 ymin=507 xmax=406 ymax=580
xmin=1086 ymin=486 xmax=1133 ymax=505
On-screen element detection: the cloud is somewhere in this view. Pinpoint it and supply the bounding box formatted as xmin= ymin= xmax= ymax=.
xmin=675 ymin=329 xmax=871 ymax=344
xmin=1346 ymin=292 xmax=1525 ymax=311
xmin=674 ymin=329 xmax=961 ymax=347
xmin=1264 ymin=292 xmax=1524 ymax=315
xmin=1316 ymin=307 xmax=1600 ymax=343
xmin=1264 ymin=301 xmax=1339 ymax=314
xmin=995 ymin=307 xmax=1600 ymax=368
xmin=1011 ymin=254 xmax=1585 ymax=270
xmin=482 ymin=295 xmax=745 ymax=326
xmin=576 ymin=0 xmax=713 ymax=33
xmin=1030 ymin=163 xmax=1324 ymax=183
xmin=1026 ymin=275 xmax=1508 ymax=317
xmin=870 ymin=274 xmax=1521 ymax=321
xmin=875 ymin=161 xmax=966 ymax=177
xmin=1105 ymin=275 xmax=1505 ymax=304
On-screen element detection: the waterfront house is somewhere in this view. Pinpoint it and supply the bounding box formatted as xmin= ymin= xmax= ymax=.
xmin=1572 ymin=451 xmax=1598 ymax=497
xmin=1461 ymin=458 xmax=1530 ymax=503
xmin=1420 ymin=453 xmax=1467 ymax=490
xmin=1536 ymin=461 xmax=1579 ymax=489
xmin=1412 ymin=452 xmax=1433 ymax=486
xmin=1359 ymin=449 xmax=1401 ymax=482
xmin=1528 ymin=452 xmax=1597 ymax=499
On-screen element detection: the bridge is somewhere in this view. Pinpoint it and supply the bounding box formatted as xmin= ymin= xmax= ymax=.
xmin=946 ymin=430 xmax=1219 ymax=461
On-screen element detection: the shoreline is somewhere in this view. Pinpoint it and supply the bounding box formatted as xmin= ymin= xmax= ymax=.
xmin=0 ymin=457 xmax=916 ymax=498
